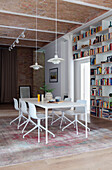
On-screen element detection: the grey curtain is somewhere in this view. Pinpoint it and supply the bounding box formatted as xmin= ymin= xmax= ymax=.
xmin=0 ymin=48 xmax=17 ymax=103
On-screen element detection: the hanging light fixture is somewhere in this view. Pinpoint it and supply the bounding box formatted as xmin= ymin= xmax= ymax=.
xmin=30 ymin=0 xmax=43 ymax=70
xmin=47 ymin=0 xmax=64 ymax=64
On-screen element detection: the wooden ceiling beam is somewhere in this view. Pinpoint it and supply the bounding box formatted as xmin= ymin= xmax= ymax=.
xmin=0 ymin=25 xmax=64 ymax=35
xmin=63 ymin=0 xmax=112 ymax=10
xmin=0 ymin=36 xmax=51 ymax=43
xmin=0 ymin=10 xmax=83 ymax=25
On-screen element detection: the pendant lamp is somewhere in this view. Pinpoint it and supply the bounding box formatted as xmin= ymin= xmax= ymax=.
xmin=47 ymin=0 xmax=64 ymax=64
xmin=30 ymin=0 xmax=43 ymax=70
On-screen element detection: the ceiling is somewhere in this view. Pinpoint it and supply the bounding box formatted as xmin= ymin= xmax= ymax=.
xmin=0 ymin=0 xmax=112 ymax=49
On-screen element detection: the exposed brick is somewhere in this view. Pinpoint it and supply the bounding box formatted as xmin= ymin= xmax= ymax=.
xmin=16 ymin=47 xmax=45 ymax=98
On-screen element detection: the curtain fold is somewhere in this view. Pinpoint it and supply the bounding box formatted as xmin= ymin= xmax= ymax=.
xmin=0 ymin=48 xmax=17 ymax=103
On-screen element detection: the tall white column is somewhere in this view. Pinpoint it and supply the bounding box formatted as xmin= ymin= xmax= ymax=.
xmin=68 ymin=34 xmax=74 ymax=102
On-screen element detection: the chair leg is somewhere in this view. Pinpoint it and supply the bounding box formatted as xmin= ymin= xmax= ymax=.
xmin=62 ymin=120 xmax=76 ymax=131
xmin=10 ymin=115 xmax=20 ymax=125
xmin=23 ymin=125 xmax=39 ymax=138
xmin=75 ymin=115 xmax=78 ymax=135
xmin=22 ymin=119 xmax=29 ymax=133
xmin=39 ymin=124 xmax=55 ymax=137
xmin=38 ymin=120 xmax=40 ymax=143
xmin=51 ymin=116 xmax=61 ymax=125
xmin=51 ymin=111 xmax=54 ymax=125
xmin=60 ymin=112 xmax=64 ymax=129
xmin=77 ymin=120 xmax=90 ymax=131
xmin=63 ymin=115 xmax=72 ymax=123
xmin=19 ymin=119 xmax=27 ymax=128
xmin=51 ymin=111 xmax=61 ymax=125
xmin=17 ymin=115 xmax=22 ymax=129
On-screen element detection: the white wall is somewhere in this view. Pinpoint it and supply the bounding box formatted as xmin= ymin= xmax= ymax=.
xmin=43 ymin=38 xmax=69 ymax=99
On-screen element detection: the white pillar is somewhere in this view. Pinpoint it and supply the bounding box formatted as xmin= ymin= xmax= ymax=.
xmin=68 ymin=34 xmax=74 ymax=102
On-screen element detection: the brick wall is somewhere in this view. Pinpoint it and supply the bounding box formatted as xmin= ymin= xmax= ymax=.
xmin=16 ymin=47 xmax=45 ymax=98
xmin=32 ymin=51 xmax=45 ymax=97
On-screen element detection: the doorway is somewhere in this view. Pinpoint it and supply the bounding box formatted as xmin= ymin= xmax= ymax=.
xmin=81 ymin=61 xmax=90 ymax=113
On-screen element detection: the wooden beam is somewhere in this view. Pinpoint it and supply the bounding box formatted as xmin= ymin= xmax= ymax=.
xmin=0 ymin=25 xmax=65 ymax=34
xmin=63 ymin=0 xmax=112 ymax=10
xmin=0 ymin=10 xmax=83 ymax=25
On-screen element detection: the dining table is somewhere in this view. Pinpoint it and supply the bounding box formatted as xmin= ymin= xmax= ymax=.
xmin=20 ymin=98 xmax=88 ymax=144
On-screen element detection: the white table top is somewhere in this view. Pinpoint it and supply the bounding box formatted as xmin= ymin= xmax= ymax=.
xmin=20 ymin=98 xmax=86 ymax=109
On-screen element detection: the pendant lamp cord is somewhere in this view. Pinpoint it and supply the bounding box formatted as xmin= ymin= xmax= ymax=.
xmin=36 ymin=0 xmax=38 ymax=63
xmin=55 ymin=0 xmax=57 ymax=54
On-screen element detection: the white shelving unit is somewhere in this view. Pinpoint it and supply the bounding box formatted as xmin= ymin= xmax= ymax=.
xmin=73 ymin=16 xmax=112 ymax=120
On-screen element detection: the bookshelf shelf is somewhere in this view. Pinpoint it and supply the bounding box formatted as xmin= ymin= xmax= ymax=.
xmin=96 ymin=50 xmax=112 ymax=55
xmin=91 ymin=62 xmax=112 ymax=66
xmin=96 ymin=73 xmax=112 ymax=76
xmin=91 ymin=85 xmax=112 ymax=86
xmin=91 ymin=95 xmax=112 ymax=98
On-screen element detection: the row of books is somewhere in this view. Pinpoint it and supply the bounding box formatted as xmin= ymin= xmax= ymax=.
xmin=72 ymin=44 xmax=77 ymax=51
xmin=97 ymin=66 xmax=102 ymax=74
xmin=96 ymin=78 xmax=112 ymax=85
xmin=73 ymin=43 xmax=112 ymax=59
xmin=102 ymin=109 xmax=112 ymax=119
xmin=91 ymin=107 xmax=96 ymax=116
xmin=91 ymin=69 xmax=96 ymax=75
xmin=90 ymin=99 xmax=96 ymax=106
xmin=91 ymin=107 xmax=112 ymax=118
xmin=96 ymin=108 xmax=102 ymax=117
xmin=103 ymin=66 xmax=112 ymax=74
xmin=91 ymin=78 xmax=95 ymax=85
xmin=73 ymin=25 xmax=102 ymax=42
xmin=88 ymin=43 xmax=112 ymax=56
xmin=90 ymin=58 xmax=96 ymax=65
xmin=93 ymin=32 xmax=112 ymax=44
xmin=91 ymin=99 xmax=110 ymax=108
xmin=96 ymin=100 xmax=109 ymax=108
xmin=97 ymin=44 xmax=112 ymax=53
xmin=90 ymin=88 xmax=102 ymax=96
xmin=73 ymin=32 xmax=112 ymax=52
xmin=73 ymin=53 xmax=80 ymax=59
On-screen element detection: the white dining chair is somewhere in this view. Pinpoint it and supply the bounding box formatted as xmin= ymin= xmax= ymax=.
xmin=51 ymin=97 xmax=72 ymax=128
xmin=23 ymin=102 xmax=55 ymax=143
xmin=18 ymin=100 xmax=36 ymax=133
xmin=10 ymin=98 xmax=27 ymax=129
xmin=62 ymin=100 xmax=90 ymax=134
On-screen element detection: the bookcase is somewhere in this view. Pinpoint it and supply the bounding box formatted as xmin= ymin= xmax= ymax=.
xmin=73 ymin=16 xmax=112 ymax=120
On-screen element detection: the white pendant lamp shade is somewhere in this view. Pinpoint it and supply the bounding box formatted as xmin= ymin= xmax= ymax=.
xmin=30 ymin=62 xmax=43 ymax=70
xmin=47 ymin=0 xmax=64 ymax=64
xmin=48 ymin=54 xmax=64 ymax=64
xmin=30 ymin=0 xmax=43 ymax=70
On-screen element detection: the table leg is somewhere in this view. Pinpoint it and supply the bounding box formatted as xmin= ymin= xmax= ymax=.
xmin=45 ymin=108 xmax=48 ymax=144
xmin=85 ymin=105 xmax=88 ymax=138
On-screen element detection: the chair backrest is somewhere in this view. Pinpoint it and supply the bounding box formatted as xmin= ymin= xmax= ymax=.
xmin=64 ymin=97 xmax=71 ymax=101
xmin=28 ymin=102 xmax=37 ymax=119
xmin=20 ymin=86 xmax=31 ymax=98
xmin=13 ymin=98 xmax=19 ymax=111
xmin=75 ymin=100 xmax=87 ymax=112
xmin=20 ymin=100 xmax=28 ymax=114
